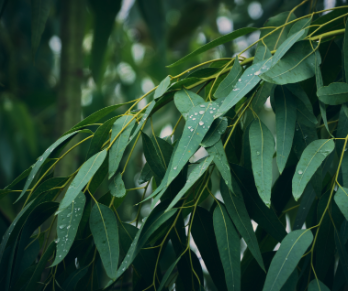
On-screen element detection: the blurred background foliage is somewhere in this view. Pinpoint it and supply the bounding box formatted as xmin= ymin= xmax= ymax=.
xmin=0 ymin=0 xmax=346 ymax=233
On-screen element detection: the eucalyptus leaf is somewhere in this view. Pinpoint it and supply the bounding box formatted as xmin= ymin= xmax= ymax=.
xmin=307 ymin=279 xmax=330 ymax=291
xmin=154 ymin=76 xmax=171 ymax=99
xmin=174 ymin=89 xmax=204 ymax=120
xmin=108 ymin=173 xmax=126 ymax=198
xmin=317 ymin=82 xmax=348 ymax=105
xmin=334 ymin=187 xmax=348 ymax=220
xmin=201 ymin=117 xmax=228 ymax=147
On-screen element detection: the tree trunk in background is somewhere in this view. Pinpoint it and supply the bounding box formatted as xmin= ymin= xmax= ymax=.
xmin=56 ymin=0 xmax=85 ymax=176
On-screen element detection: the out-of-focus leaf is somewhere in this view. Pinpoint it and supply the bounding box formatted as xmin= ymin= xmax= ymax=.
xmin=168 ymin=27 xmax=258 ymax=67
xmin=138 ymin=163 xmax=153 ymax=184
xmin=57 ymin=150 xmax=107 ymax=214
xmin=52 ymin=192 xmax=85 ymax=266
xmin=293 ymin=184 xmax=316 ymax=230
xmin=344 ymin=21 xmax=348 ymax=83
xmin=108 ymin=173 xmax=126 ymax=198
xmin=307 ymin=279 xmax=330 ymax=291
xmin=213 ymin=204 xmax=240 ymax=291
xmin=251 ymin=82 xmax=274 ymax=115
xmin=215 ymin=58 xmax=273 ymax=118
xmin=90 ymin=204 xmax=119 ymax=280
xmin=214 ymin=56 xmax=242 ymax=99
xmin=191 ymin=207 xmax=227 ymax=291
xmin=89 ymin=0 xmax=122 ymax=84
xmin=167 ymin=102 xmax=218 ymax=185
xmin=263 ymin=230 xmax=313 ymax=291
xmin=317 ymin=82 xmax=348 ymax=105
xmin=249 ymin=120 xmax=275 ymax=207
xmin=174 ymin=89 xmax=204 ymax=120
xmin=334 ymin=187 xmax=348 ymax=220
xmin=274 ymin=86 xmax=297 ymax=174
xmin=63 ymin=267 xmax=89 ymax=291
xmin=31 ymin=0 xmax=51 ymax=58
xmin=292 ymin=139 xmax=334 ymax=200
xmin=154 ymin=76 xmax=171 ymax=99
xmin=261 ymin=41 xmax=321 ymax=85
xmin=220 ymin=179 xmax=265 ymax=271
xmin=158 ymin=257 xmax=181 ymax=291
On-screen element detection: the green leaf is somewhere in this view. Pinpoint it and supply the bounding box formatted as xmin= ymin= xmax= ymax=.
xmin=231 ymin=164 xmax=287 ymax=242
xmin=207 ymin=140 xmax=233 ymax=191
xmin=86 ymin=116 xmax=118 ymax=159
xmin=57 ymin=150 xmax=107 ymax=214
xmin=307 ymin=279 xmax=330 ymax=291
xmin=166 ymin=155 xmax=213 ymax=212
xmin=317 ymin=82 xmax=348 ymax=105
xmin=293 ymin=122 xmax=318 ymax=159
xmin=108 ymin=173 xmax=126 ymax=198
xmin=258 ymin=11 xmax=297 ymax=51
xmin=213 ymin=204 xmax=241 ymax=291
xmin=220 ymin=179 xmax=265 ymax=271
xmin=130 ymin=100 xmax=156 ymax=140
xmin=191 ymin=207 xmax=227 ymax=291
xmin=167 ymin=27 xmax=258 ymax=67
xmin=274 ymin=86 xmax=297 ymax=174
xmin=19 ymin=131 xmax=81 ymax=201
xmin=174 ymin=89 xmax=205 ymax=120
xmin=158 ymin=257 xmax=181 ymax=291
xmin=65 ymin=103 xmax=129 ymax=135
xmin=251 ymin=82 xmax=274 ymax=115
xmin=295 ymin=98 xmax=318 ymax=127
xmin=263 ymin=229 xmax=313 ymax=291
xmin=249 ymin=120 xmax=275 ymax=207
xmin=287 ymin=17 xmax=312 ymax=38
xmin=334 ymin=220 xmax=348 ymax=279
xmin=215 ymin=58 xmax=272 ymax=118
xmin=31 ymin=0 xmax=51 ymax=58
xmin=52 ymin=192 xmax=86 ymax=266
xmin=89 ymin=0 xmax=122 ymax=84
xmin=201 ymin=117 xmax=228 ymax=148
xmin=292 ymin=139 xmax=335 ymax=200
xmin=25 ymin=241 xmax=56 ymax=290
xmin=167 ymin=102 xmax=218 ymax=185
xmin=293 ymin=184 xmax=316 ymax=230
xmin=334 ymin=187 xmax=348 ymax=220
xmin=261 ymin=41 xmax=321 ymax=85
xmin=154 ymin=76 xmax=171 ymax=99
xmin=271 ymin=30 xmax=305 ymax=67
xmin=108 ymin=115 xmax=135 ymax=179
xmin=253 ymin=42 xmax=272 ymax=64
xmin=89 ymin=203 xmax=119 ymax=280
xmin=63 ymin=267 xmax=89 ymax=291
xmin=138 ymin=163 xmax=153 ymax=184
xmin=344 ymin=21 xmax=348 ymax=83
xmin=214 ymin=56 xmax=243 ymax=99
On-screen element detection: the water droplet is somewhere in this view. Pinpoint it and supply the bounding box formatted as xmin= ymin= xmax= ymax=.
xmin=59 ymin=225 xmax=65 ymax=229
xmin=199 ymin=121 xmax=204 ymax=126
xmin=298 ymin=170 xmax=303 ymax=175
xmin=67 ymin=225 xmax=71 ymax=229
xmin=55 ymin=238 xmax=60 ymax=243
xmin=75 ymin=257 xmax=80 ymax=269
xmin=173 ymin=167 xmax=177 ymax=170
xmin=192 ymin=118 xmax=196 ymax=120
xmin=200 ymin=105 xmax=205 ymax=107
xmin=199 ymin=111 xmax=204 ymax=114
xmin=210 ymin=111 xmax=213 ymax=114
xmin=213 ymin=108 xmax=216 ymax=110
xmin=254 ymin=70 xmax=261 ymax=76
xmin=233 ymin=88 xmax=238 ymax=91
xmin=256 ymin=151 xmax=260 ymax=155
xmin=225 ymin=180 xmax=228 ymax=185
xmin=122 ymin=268 xmax=125 ymax=271
xmin=188 ymin=126 xmax=192 ymax=129
xmin=195 ymin=113 xmax=198 ymax=115
xmin=59 ymin=255 xmax=62 ymax=258
xmin=67 ymin=213 xmax=71 ymax=217
xmin=203 ymin=126 xmax=205 ymax=128
xmin=190 ymin=129 xmax=194 ymax=132
xmin=39 ymin=157 xmax=43 ymax=161
xmin=238 ymin=79 xmax=241 ymax=82
xmin=78 ymin=208 xmax=80 ymax=211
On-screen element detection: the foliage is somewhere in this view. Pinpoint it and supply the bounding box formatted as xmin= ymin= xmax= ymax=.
xmin=0 ymin=1 xmax=348 ymax=291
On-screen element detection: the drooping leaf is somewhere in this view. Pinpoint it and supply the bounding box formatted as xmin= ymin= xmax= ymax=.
xmin=201 ymin=117 xmax=228 ymax=147
xmin=166 ymin=156 xmax=213 ymax=212
xmin=251 ymin=82 xmax=274 ymax=115
xmin=263 ymin=229 xmax=313 ymax=291
xmin=344 ymin=20 xmax=348 ymax=83
xmin=168 ymin=27 xmax=258 ymax=67
xmin=19 ymin=131 xmax=81 ymax=201
xmin=287 ymin=17 xmax=312 ymax=38
xmin=63 ymin=267 xmax=89 ymax=291
xmin=249 ymin=119 xmax=275 ymax=207
xmin=174 ymin=89 xmax=205 ymax=120
xmin=108 ymin=115 xmax=136 ymax=179
xmin=334 ymin=220 xmax=348 ymax=280
xmin=31 ymin=0 xmax=51 ymax=58
xmin=220 ymin=179 xmax=265 ymax=271
xmin=261 ymin=41 xmax=321 ymax=85
xmin=317 ymin=82 xmax=348 ymax=105
xmin=89 ymin=0 xmax=122 ymax=84
xmin=213 ymin=204 xmax=241 ymax=291
xmin=138 ymin=163 xmax=153 ymax=184
xmin=215 ymin=58 xmax=273 ymax=118
xmin=280 ymin=269 xmax=298 ymax=291
xmin=158 ymin=257 xmax=181 ymax=291
xmin=167 ymin=102 xmax=218 ymax=185
xmin=214 ymin=56 xmax=243 ymax=99
xmin=334 ymin=187 xmax=348 ymax=220
xmin=57 ymin=150 xmax=107 ymax=214
xmin=86 ymin=116 xmax=118 ymax=159
xmin=25 ymin=241 xmax=56 ymax=290
xmin=108 ymin=173 xmax=126 ymax=198
xmin=293 ymin=184 xmax=316 ymax=230
xmin=292 ymin=139 xmax=335 ymax=200
xmin=154 ymin=76 xmax=171 ymax=99
xmin=191 ymin=207 xmax=227 ymax=291
xmin=52 ymin=192 xmax=86 ymax=266
xmin=274 ymin=86 xmax=297 ymax=174
xmin=307 ymin=279 xmax=330 ymax=291
xmin=253 ymin=42 xmax=272 ymax=64
xmin=89 ymin=203 xmax=119 ymax=280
